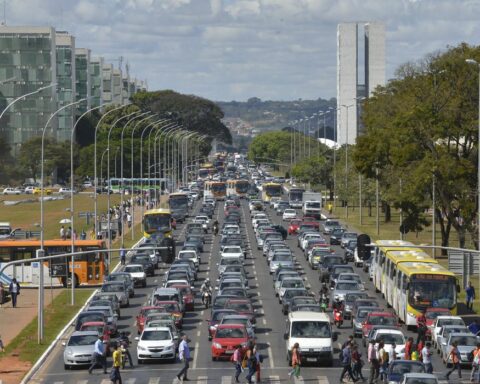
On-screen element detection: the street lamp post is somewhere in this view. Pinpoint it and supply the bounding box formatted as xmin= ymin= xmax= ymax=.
xmin=100 ymin=148 xmax=109 ymax=189
xmin=340 ymin=104 xmax=354 ymax=218
xmin=113 ymin=147 xmax=120 ymax=179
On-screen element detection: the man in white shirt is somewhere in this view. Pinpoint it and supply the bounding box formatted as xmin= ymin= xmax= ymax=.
xmin=88 ymin=335 xmax=107 ymax=374
xmin=177 ymin=335 xmax=191 ymax=381
xmin=422 ymin=342 xmax=433 ymax=374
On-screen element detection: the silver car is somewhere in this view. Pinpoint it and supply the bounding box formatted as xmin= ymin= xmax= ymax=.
xmin=332 ymin=280 xmax=363 ymax=302
xmin=269 ymin=253 xmax=295 ymax=275
xmin=101 ymin=281 xmax=129 ymax=307
xmin=442 ymin=333 xmax=479 ymax=366
xmin=63 ymin=331 xmax=98 ymax=369
xmin=107 ymin=272 xmax=135 ymax=298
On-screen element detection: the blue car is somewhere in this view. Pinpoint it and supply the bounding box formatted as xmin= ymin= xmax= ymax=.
xmin=387 ymin=360 xmax=425 ymax=384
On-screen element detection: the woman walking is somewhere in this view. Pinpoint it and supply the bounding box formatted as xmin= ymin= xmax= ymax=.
xmin=288 ymin=343 xmax=301 ymax=379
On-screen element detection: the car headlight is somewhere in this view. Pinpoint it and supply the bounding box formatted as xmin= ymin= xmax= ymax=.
xmin=66 ymin=348 xmax=73 ymax=356
xmin=320 ymin=346 xmax=331 ymax=351
xmin=164 ymin=343 xmax=174 ymax=351
xmin=138 ymin=345 xmax=147 ymax=351
xmin=213 ymin=342 xmax=222 ymax=349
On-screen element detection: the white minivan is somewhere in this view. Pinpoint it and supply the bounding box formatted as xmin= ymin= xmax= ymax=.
xmin=284 ymin=311 xmax=335 ymax=366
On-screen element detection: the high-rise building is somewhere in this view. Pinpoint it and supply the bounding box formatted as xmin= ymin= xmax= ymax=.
xmin=75 ymin=48 xmax=91 ymax=115
xmin=89 ymin=56 xmax=104 ymax=109
xmin=102 ymin=63 xmax=113 ymax=104
xmin=0 ymin=26 xmax=57 ymax=156
xmin=55 ymin=31 xmax=75 ymax=142
xmin=112 ymin=68 xmax=123 ymax=105
xmin=337 ymin=22 xmax=385 ymax=145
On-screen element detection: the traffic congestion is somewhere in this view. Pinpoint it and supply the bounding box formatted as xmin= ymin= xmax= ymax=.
xmin=31 ymin=154 xmax=476 ymax=384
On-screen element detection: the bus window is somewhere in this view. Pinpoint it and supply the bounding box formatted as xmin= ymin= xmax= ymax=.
xmin=0 ymin=247 xmax=10 ymax=263
xmin=402 ymin=274 xmax=408 ymax=292
xmin=13 ymin=248 xmax=35 ymax=266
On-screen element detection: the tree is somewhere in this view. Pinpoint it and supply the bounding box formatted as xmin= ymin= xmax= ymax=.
xmin=0 ymin=135 xmax=12 ymax=183
xmin=291 ymin=156 xmax=329 ymax=187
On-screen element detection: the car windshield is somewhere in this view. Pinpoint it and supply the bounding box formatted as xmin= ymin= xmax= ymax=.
xmin=327 ymin=221 xmax=340 ymax=227
xmin=358 ymin=309 xmax=376 ymax=319
xmin=368 ymin=315 xmax=396 ymax=326
xmin=221 ymin=258 xmax=241 ymax=266
xmin=339 ymin=275 xmax=361 ymax=282
xmin=212 ymin=311 xmax=231 ymax=321
xmin=81 ymin=325 xmax=103 ymax=333
xmin=285 ymin=290 xmax=308 ymax=299
xmin=224 ymin=247 xmax=241 ymax=253
xmin=141 ymin=330 xmax=171 ymax=341
xmin=273 ymin=254 xmax=292 ymax=262
xmin=336 ymin=282 xmax=360 ymax=290
xmin=215 ymin=328 xmax=246 ymax=338
xmin=282 ymin=280 xmax=304 ymax=288
xmin=405 ymin=379 xmax=437 ymax=384
xmin=390 ymin=362 xmax=425 ymax=375
xmin=438 ymin=319 xmax=464 ymax=327
xmin=291 ymin=321 xmax=331 ymax=338
xmin=68 ymin=334 xmax=98 ymax=346
xmin=444 ymin=328 xmax=468 ymax=338
xmin=324 ymin=258 xmax=343 ymax=266
xmin=221 ymin=281 xmax=243 ymax=289
xmin=450 ymin=336 xmax=478 ymax=346
xmin=108 ymin=275 xmax=127 ymax=282
xmin=144 ymin=214 xmax=171 ymax=234
xmin=377 ymin=333 xmax=405 ymax=345
xmin=426 ymin=311 xmax=449 ymax=319
xmin=102 ymin=284 xmax=123 ymax=292
xmin=179 ymin=252 xmax=196 ymax=259
xmin=408 ymin=277 xmax=456 ymax=310
xmin=223 ymin=318 xmax=248 ymax=326
xmin=227 ymin=302 xmax=252 ymax=311
xmin=125 ymin=266 xmax=143 ymax=273
xmin=334 ymin=268 xmax=353 ymax=276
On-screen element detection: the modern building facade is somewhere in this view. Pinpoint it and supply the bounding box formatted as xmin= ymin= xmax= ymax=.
xmin=112 ymin=68 xmax=123 ymax=105
xmin=337 ymin=22 xmax=385 ymax=145
xmin=101 ymin=63 xmax=113 ymax=104
xmin=89 ymin=56 xmax=103 ymax=108
xmin=75 ymin=48 xmax=91 ymax=115
xmin=55 ymin=31 xmax=75 ymax=142
xmin=0 ymin=26 xmax=57 ymax=156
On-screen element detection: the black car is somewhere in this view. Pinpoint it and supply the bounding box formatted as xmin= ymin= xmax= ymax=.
xmin=130 ymin=255 xmax=155 ymax=276
xmin=272 ymin=225 xmax=288 ymax=240
xmin=329 ymin=227 xmax=345 ymax=245
xmin=344 ymin=240 xmax=357 ymax=262
xmin=318 ymin=255 xmax=345 ymax=283
xmin=281 ymin=288 xmax=311 ymax=315
xmin=184 ymin=238 xmax=203 ymax=253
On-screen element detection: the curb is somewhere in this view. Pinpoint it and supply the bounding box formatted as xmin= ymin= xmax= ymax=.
xmin=20 ymin=236 xmax=145 ymax=384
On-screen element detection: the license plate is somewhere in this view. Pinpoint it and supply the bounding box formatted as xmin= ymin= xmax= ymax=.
xmin=306 ymin=357 xmax=317 ymax=362
xmin=225 ymin=350 xmax=234 ymax=354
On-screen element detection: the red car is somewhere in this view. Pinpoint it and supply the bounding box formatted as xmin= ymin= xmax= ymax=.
xmin=224 ymin=299 xmax=256 ymax=325
xmin=80 ymin=321 xmax=111 ymax=340
xmin=171 ymin=284 xmax=195 ymax=311
xmin=211 ymin=324 xmax=248 ymax=361
xmin=155 ymin=300 xmax=184 ymax=329
xmin=288 ymin=220 xmax=302 ymax=235
xmin=207 ymin=309 xmax=237 ymax=340
xmin=425 ymin=307 xmax=451 ymax=340
xmin=302 ymin=217 xmax=320 ymax=229
xmin=136 ymin=306 xmax=167 ymax=334
xmin=362 ymin=312 xmax=399 ymax=340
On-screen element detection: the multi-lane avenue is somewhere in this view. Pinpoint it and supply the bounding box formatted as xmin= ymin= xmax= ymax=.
xmin=30 ymin=197 xmax=462 ymax=384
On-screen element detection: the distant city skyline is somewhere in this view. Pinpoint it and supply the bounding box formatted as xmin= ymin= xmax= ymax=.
xmin=3 ymin=0 xmax=480 ymax=101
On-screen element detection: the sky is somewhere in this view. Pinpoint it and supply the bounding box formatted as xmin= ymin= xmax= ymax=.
xmin=5 ymin=0 xmax=480 ymax=101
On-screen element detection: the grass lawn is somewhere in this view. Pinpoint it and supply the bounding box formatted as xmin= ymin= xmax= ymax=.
xmin=0 ymin=193 xmax=122 ymax=239
xmin=3 ymin=289 xmax=94 ymax=363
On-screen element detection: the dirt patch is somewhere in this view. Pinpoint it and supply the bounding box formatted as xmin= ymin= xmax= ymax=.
xmin=0 ymin=354 xmax=31 ymax=384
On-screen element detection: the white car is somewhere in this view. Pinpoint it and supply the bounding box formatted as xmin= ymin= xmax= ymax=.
xmin=370 ymin=329 xmax=406 ymax=359
xmin=24 ymin=186 xmax=35 ymax=194
xmin=301 ymin=233 xmax=322 ymax=251
xmin=136 ymin=327 xmax=177 ymax=363
xmin=58 ymin=187 xmax=75 ymax=194
xmin=282 ymin=209 xmax=297 ymax=221
xmin=2 ymin=187 xmax=20 ymax=195
xmin=433 ymin=316 xmax=465 ymax=349
xmin=123 ymin=264 xmax=147 ymax=288
xmin=221 ymin=246 xmax=244 ymax=261
xmin=177 ymin=250 xmax=200 ymax=269
xmin=82 ymin=181 xmax=93 ymax=188
xmin=401 ymin=373 xmax=438 ymax=384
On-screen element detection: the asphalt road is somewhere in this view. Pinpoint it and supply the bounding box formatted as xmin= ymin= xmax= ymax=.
xmin=29 ymin=197 xmax=467 ymax=384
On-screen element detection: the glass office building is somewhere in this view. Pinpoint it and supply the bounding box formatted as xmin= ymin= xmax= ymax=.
xmin=55 ymin=31 xmax=75 ymax=142
xmin=112 ymin=68 xmax=123 ymax=105
xmin=75 ymin=48 xmax=91 ymax=115
xmin=90 ymin=56 xmax=103 ymax=109
xmin=0 ymin=26 xmax=57 ymax=156
xmin=102 ymin=63 xmax=113 ymax=104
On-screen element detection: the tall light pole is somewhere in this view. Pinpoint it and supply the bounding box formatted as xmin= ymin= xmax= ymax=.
xmin=94 ymin=104 xmax=129 ymax=236
xmin=38 ymin=97 xmax=85 ymax=343
xmin=332 ymin=107 xmax=338 ymax=211
xmin=340 ymin=104 xmax=354 ymax=218
xmin=162 ymin=125 xmax=181 ymax=192
xmin=100 ymin=148 xmax=109 ymax=187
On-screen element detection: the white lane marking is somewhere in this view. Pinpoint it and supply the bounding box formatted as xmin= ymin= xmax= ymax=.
xmin=197 ymin=375 xmax=208 ymax=384
xmin=294 ymin=376 xmax=304 ymax=383
xmin=77 ymin=381 xmax=88 ymax=384
xmin=125 ymin=379 xmax=136 ymax=384
xmin=221 ymin=376 xmax=233 ymax=384
xmin=197 ymin=330 xmax=201 ymax=337
xmin=268 ymin=344 xmax=275 ymax=368
xmin=258 ymin=299 xmax=263 ymax=306
xmin=201 ymin=310 xmax=204 ymax=316
xmin=192 ymin=341 xmax=200 ymax=369
xmin=262 ymin=318 xmax=267 ymax=325
xmin=269 ymin=375 xmax=281 ymax=383
xmin=52 ymin=382 xmax=64 ymax=384
xmin=318 ymin=376 xmax=329 ymax=384
xmin=148 ymin=378 xmax=160 ymax=384
xmin=100 ymin=380 xmax=111 ymax=384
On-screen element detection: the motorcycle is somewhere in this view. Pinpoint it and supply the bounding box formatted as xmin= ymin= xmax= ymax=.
xmin=202 ymin=290 xmax=212 ymax=308
xmin=319 ymin=294 xmax=329 ymax=312
xmin=333 ymin=307 xmax=344 ymax=328
xmin=213 ymin=224 xmax=219 ymax=236
xmin=118 ymin=338 xmax=131 ymax=369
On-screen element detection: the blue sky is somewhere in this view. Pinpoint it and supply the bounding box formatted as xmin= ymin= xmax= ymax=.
xmin=5 ymin=0 xmax=480 ymax=101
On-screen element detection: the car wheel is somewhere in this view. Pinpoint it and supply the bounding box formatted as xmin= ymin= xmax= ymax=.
xmin=64 ymin=364 xmax=70 ymax=370
xmin=138 ymin=359 xmax=143 ymax=364
xmin=212 ymin=356 xmax=217 ymax=361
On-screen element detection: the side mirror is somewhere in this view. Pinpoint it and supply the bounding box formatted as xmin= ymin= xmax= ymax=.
xmin=62 ymin=342 xmax=66 ymax=346
xmin=332 ymin=332 xmax=338 ymax=341
xmin=134 ymin=337 xmax=139 ymax=341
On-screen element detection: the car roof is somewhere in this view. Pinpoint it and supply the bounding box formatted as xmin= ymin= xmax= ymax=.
xmin=403 ymin=373 xmax=438 ymax=379
xmin=142 ymin=327 xmax=171 ymax=332
xmin=288 ymin=311 xmax=330 ymax=321
xmin=125 ymin=264 xmax=144 ymax=268
xmin=71 ymin=330 xmax=100 ymax=337
xmin=153 ymin=287 xmax=179 ymax=293
xmin=368 ymin=312 xmax=395 ymax=317
xmin=215 ymin=324 xmax=245 ymax=329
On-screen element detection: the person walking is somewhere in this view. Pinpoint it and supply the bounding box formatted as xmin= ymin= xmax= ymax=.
xmin=88 ymin=335 xmax=107 ymax=374
xmin=0 ymin=282 xmax=4 ymax=307
xmin=378 ymin=341 xmax=388 ymax=383
xmin=127 ymin=213 xmax=132 ymax=228
xmin=404 ymin=337 xmax=414 ymax=360
xmin=111 ymin=343 xmax=122 ymax=384
xmin=0 ymin=335 xmax=4 ymax=352
xmin=66 ymin=226 xmax=72 ymax=239
xmin=9 ymin=278 xmax=20 ymax=308
xmin=254 ymin=345 xmax=263 ymax=383
xmin=422 ymin=342 xmax=433 ymax=374
xmin=368 ymin=339 xmax=379 ymax=384
xmin=416 ymin=309 xmax=427 ymax=345
xmin=288 ymin=343 xmax=301 ymax=379
xmin=445 ymin=341 xmax=462 ymax=380
xmin=60 ymin=226 xmax=66 ymax=240
xmin=177 ymin=335 xmax=191 ymax=381
xmin=231 ymin=345 xmax=243 ymax=383
xmin=471 ymin=343 xmax=480 ymax=382
xmin=340 ymin=342 xmax=357 ymax=383
xmin=351 ymin=344 xmax=365 ymax=381
xmin=120 ymin=247 xmax=126 ymax=266
xmin=467 ymin=281 xmax=476 ymax=310
xmin=245 ymin=344 xmax=257 ymax=384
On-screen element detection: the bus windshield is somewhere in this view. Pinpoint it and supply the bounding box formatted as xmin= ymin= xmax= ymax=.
xmin=236 ymin=182 xmax=249 ymax=193
xmin=265 ymin=185 xmax=282 ymax=197
xmin=408 ymin=275 xmax=456 ymax=309
xmin=144 ymin=214 xmax=171 ymax=233
xmin=289 ymin=190 xmax=303 ymax=201
xmin=169 ymin=196 xmax=188 ymax=210
xmin=212 ymin=183 xmax=226 ymax=193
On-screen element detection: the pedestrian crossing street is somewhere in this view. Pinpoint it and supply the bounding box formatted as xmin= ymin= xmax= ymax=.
xmin=40 ymin=375 xmax=466 ymax=384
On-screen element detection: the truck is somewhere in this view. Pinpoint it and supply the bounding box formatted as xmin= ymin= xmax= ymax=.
xmin=302 ymin=192 xmax=322 ymax=219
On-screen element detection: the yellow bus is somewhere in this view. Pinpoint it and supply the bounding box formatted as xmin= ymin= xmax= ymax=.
xmin=204 ymin=180 xmax=227 ymax=201
xmin=383 ymin=250 xmax=437 ymax=308
xmin=227 ymin=179 xmax=250 ymax=198
xmin=143 ymin=208 xmax=173 ymax=238
xmin=261 ymin=182 xmax=282 ymax=202
xmin=371 ymin=240 xmax=419 ymax=294
xmin=0 ymin=239 xmax=106 ymax=287
xmin=198 ymin=163 xmax=215 ymax=179
xmin=393 ymin=262 xmax=459 ymax=326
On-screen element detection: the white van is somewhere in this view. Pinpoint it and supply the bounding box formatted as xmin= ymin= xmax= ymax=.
xmin=284 ymin=311 xmax=335 ymax=366
xmin=0 ymin=222 xmax=11 ymax=239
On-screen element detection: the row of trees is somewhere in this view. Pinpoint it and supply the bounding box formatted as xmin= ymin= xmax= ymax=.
xmin=0 ymin=90 xmax=230 ymax=185
xmin=249 ymin=43 xmax=480 ymax=250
